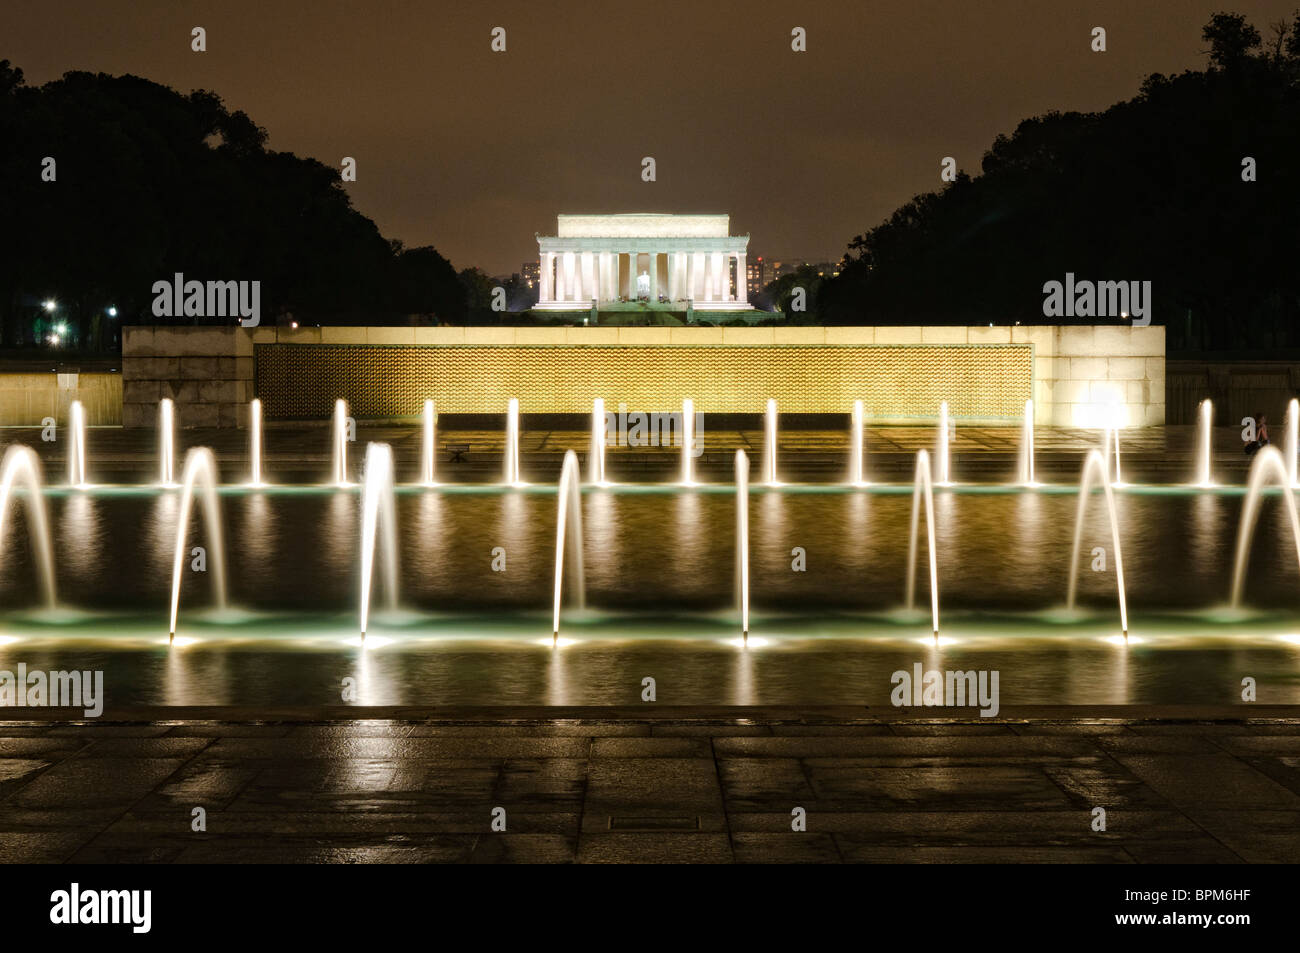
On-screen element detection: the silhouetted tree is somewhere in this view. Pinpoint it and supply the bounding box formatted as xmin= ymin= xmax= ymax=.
xmin=819 ymin=12 xmax=1300 ymax=351
xmin=0 ymin=66 xmax=467 ymax=350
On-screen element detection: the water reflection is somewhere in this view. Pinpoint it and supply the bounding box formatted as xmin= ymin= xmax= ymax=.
xmin=0 ymin=485 xmax=1297 ymax=709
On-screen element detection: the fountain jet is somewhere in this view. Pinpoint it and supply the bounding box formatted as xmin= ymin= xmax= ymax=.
xmin=552 ymin=449 xmax=586 ymax=642
xmin=905 ymin=449 xmax=940 ymax=639
xmin=1101 ymin=427 xmax=1123 ymax=485
xmin=358 ymin=442 xmax=398 ymax=639
xmin=421 ymin=399 xmax=437 ymax=486
xmin=68 ymin=399 xmax=87 ymax=488
xmin=762 ymin=399 xmax=778 ymax=485
xmin=1066 ymin=449 xmax=1129 ymax=637
xmin=1286 ymin=398 xmax=1298 ymax=488
xmin=159 ymin=398 xmax=176 ymax=486
xmin=168 ymin=448 xmax=228 ymax=641
xmin=681 ymin=398 xmax=696 ymax=485
xmin=850 ymin=400 xmax=868 ymax=486
xmin=0 ymin=446 xmax=56 ymax=608
xmin=937 ymin=401 xmax=952 ymax=485
xmin=735 ymin=449 xmax=750 ymax=641
xmin=1017 ymin=399 xmax=1035 ymax=486
xmin=589 ymin=398 xmax=606 ymax=485
xmin=249 ymin=398 xmax=264 ymax=486
xmin=504 ymin=398 xmax=522 ymax=485
xmin=332 ymin=399 xmax=350 ymax=487
xmin=1229 ymin=446 xmax=1300 ymax=608
xmin=1196 ymin=398 xmax=1213 ymax=487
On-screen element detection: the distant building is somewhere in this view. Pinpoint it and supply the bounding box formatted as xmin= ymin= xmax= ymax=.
xmin=746 ymin=256 xmax=767 ymax=297
xmin=535 ymin=212 xmax=752 ymax=310
xmin=764 ymin=257 xmax=842 ymax=286
xmin=521 ymin=261 xmax=540 ymax=291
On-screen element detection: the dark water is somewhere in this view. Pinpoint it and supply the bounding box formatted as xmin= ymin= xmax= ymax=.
xmin=1 ymin=485 xmax=1299 ymax=707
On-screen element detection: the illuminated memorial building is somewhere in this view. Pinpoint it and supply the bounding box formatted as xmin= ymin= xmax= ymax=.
xmin=534 ymin=213 xmax=751 ymax=311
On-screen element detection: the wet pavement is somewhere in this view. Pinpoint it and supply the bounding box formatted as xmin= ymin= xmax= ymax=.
xmin=2 ymin=705 xmax=1298 ymax=863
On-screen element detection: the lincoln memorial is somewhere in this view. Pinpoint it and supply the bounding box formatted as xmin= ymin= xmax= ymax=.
xmin=534 ymin=213 xmax=751 ymax=310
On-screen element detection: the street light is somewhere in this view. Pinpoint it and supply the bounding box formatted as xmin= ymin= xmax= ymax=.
xmin=107 ymin=306 xmax=117 ymax=317
xmin=43 ymin=299 xmax=56 ymax=312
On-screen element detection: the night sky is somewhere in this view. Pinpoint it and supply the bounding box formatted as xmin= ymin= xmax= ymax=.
xmin=4 ymin=0 xmax=1296 ymax=274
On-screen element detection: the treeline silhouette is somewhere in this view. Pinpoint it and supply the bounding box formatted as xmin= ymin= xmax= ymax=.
xmin=0 ymin=63 xmax=466 ymax=350
xmin=812 ymin=12 xmax=1300 ymax=353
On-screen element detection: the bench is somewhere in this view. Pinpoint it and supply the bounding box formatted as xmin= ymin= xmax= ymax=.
xmin=445 ymin=444 xmax=469 ymax=463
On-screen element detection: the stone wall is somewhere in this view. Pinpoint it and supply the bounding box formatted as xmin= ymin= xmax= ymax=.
xmin=0 ymin=371 xmax=121 ymax=426
xmin=122 ymin=326 xmax=254 ymax=428
xmin=1014 ymin=324 xmax=1166 ymax=427
xmin=121 ymin=324 xmax=1166 ymax=428
xmin=1166 ymin=359 xmax=1300 ymax=426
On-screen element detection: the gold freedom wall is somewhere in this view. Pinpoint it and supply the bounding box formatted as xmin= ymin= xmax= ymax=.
xmin=255 ymin=343 xmax=1033 ymax=419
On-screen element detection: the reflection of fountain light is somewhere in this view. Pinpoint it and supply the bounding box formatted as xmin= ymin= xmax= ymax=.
xmin=1286 ymin=399 xmax=1299 ymax=488
xmin=249 ymin=398 xmax=264 ymax=486
xmin=159 ymin=398 xmax=176 ymax=487
xmin=1196 ymin=398 xmax=1214 ymax=487
xmin=1018 ymin=399 xmax=1036 ymax=486
xmin=732 ymin=634 xmax=755 ymax=703
xmin=552 ymin=450 xmax=585 ymax=642
xmin=735 ymin=449 xmax=750 ymax=641
xmin=58 ymin=492 xmax=98 ymax=584
xmin=762 ymin=399 xmax=779 ymax=486
xmin=1103 ymin=634 xmax=1141 ymax=646
xmin=1066 ymin=449 xmax=1128 ymax=638
xmin=1101 ymin=426 xmax=1123 ymax=486
xmin=547 ymin=635 xmax=570 ymax=705
xmin=905 ymin=449 xmax=939 ymax=639
xmin=333 ymin=399 xmax=350 ymax=487
xmin=589 ymin=398 xmax=607 ymax=485
xmin=0 ymin=446 xmax=57 ymax=608
xmin=917 ymin=635 xmax=957 ymax=648
xmin=680 ymin=398 xmax=696 ymax=485
xmin=358 ymin=443 xmax=398 ymax=638
xmin=937 ymin=401 xmax=952 ymax=486
xmin=1229 ymin=446 xmax=1300 ymax=608
xmin=421 ymin=399 xmax=437 ymax=486
xmin=504 ymin=398 xmax=523 ymax=486
xmin=68 ymin=400 xmax=87 ymax=488
xmin=168 ymin=448 xmax=228 ymax=641
xmin=850 ymin=400 xmax=868 ymax=486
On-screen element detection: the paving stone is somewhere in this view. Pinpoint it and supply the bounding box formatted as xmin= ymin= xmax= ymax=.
xmin=0 ymin=711 xmax=1296 ymax=862
xmin=589 ymin=737 xmax=711 ymax=758
xmin=732 ymin=832 xmax=841 ymax=863
xmin=1110 ymin=753 xmax=1300 ymax=810
xmin=0 ymin=832 xmax=92 ymax=863
xmin=577 ymin=833 xmax=733 ymax=863
xmin=9 ymin=758 xmax=188 ymax=808
xmin=833 ymin=839 xmax=1136 ymax=863
xmin=469 ymin=834 xmax=577 ymax=863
